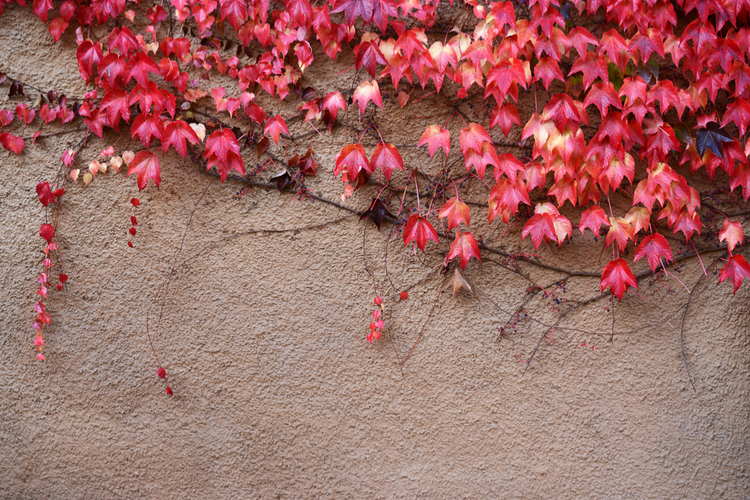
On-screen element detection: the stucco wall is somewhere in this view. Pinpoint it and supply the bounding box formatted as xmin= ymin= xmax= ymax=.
xmin=1 ymin=6 xmax=749 ymax=499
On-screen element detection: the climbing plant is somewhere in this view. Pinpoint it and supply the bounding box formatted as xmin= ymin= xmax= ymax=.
xmin=6 ymin=0 xmax=750 ymax=393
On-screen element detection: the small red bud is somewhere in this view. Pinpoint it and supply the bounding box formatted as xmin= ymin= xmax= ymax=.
xmin=157 ymin=367 xmax=167 ymax=379
xmin=56 ymin=283 xmax=63 ymax=291
xmin=131 ymin=198 xmax=140 ymax=207
xmin=59 ymin=274 xmax=68 ymax=283
xmin=399 ymin=291 xmax=408 ymax=300
xmin=127 ymin=241 xmax=133 ymax=248
xmin=130 ymin=216 xmax=137 ymax=226
xmin=165 ymin=386 xmax=173 ymax=395
xmin=374 ymin=296 xmax=382 ymax=306
xmin=129 ymin=227 xmax=137 ymax=236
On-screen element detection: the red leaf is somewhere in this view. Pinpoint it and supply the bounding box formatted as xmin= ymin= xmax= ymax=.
xmin=579 ymin=206 xmax=609 ymax=236
xmin=438 ymin=197 xmax=470 ymax=230
xmin=403 ymin=214 xmax=439 ymax=251
xmin=418 ymin=125 xmax=450 ymax=157
xmin=370 ymin=142 xmax=403 ymax=180
xmin=205 ymin=129 xmax=245 ymax=181
xmin=219 ymin=0 xmax=247 ymax=31
xmin=521 ymin=213 xmax=556 ymax=249
xmin=719 ymin=220 xmax=744 ymax=254
xmin=32 ymin=0 xmax=52 ymax=22
xmin=490 ymin=103 xmax=521 ymax=137
xmin=600 ymin=258 xmax=638 ymax=300
xmin=533 ymin=57 xmax=564 ymax=91
xmin=334 ymin=144 xmax=371 ymax=180
xmin=161 ymin=120 xmax=200 ymax=157
xmin=352 ymin=80 xmax=382 ymax=115
xmin=322 ymin=91 xmax=346 ymax=121
xmin=157 ymin=367 xmax=167 ymax=379
xmin=583 ymin=82 xmax=622 ymax=118
xmin=76 ymin=40 xmax=102 ymax=83
xmin=131 ymin=113 xmax=164 ymax=148
xmin=36 ymin=182 xmax=55 ymax=206
xmin=126 ymin=52 xmax=159 ymax=87
xmin=459 ymin=123 xmax=492 ymax=157
xmin=605 ymin=217 xmax=634 ymax=252
xmin=634 ymin=234 xmax=673 ymax=272
xmin=264 ymin=115 xmax=288 ymax=144
xmin=447 ymin=231 xmax=481 ymax=269
xmin=718 ymin=254 xmax=750 ymax=293
xmin=127 ymin=151 xmax=161 ymax=190
xmin=0 ymin=109 xmax=14 ymax=126
xmin=40 ymin=223 xmax=54 ymax=243
xmin=48 ymin=17 xmax=69 ymax=43
xmin=107 ymin=26 xmax=138 ymax=54
xmin=0 ymin=133 xmax=24 ymax=154
xmin=354 ymin=39 xmax=386 ymax=78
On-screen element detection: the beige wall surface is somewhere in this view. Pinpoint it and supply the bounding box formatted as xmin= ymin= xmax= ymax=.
xmin=1 ymin=6 xmax=749 ymax=499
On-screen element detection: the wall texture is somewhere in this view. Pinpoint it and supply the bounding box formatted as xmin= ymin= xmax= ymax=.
xmin=1 ymin=5 xmax=749 ymax=499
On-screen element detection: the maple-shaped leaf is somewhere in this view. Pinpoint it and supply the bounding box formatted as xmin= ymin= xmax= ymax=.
xmin=696 ymin=123 xmax=733 ymax=158
xmin=76 ymin=40 xmax=103 ymax=83
xmin=360 ymin=198 xmax=393 ymax=230
xmin=543 ymin=93 xmax=585 ymax=132
xmin=579 ymin=206 xmax=609 ymax=236
xmin=569 ymin=51 xmax=608 ymax=90
xmin=522 ymin=213 xmax=556 ymax=249
xmin=418 ymin=125 xmax=450 ymax=157
xmin=219 ymin=0 xmax=247 ymax=31
xmin=322 ymin=91 xmax=346 ymax=120
xmin=370 ymin=142 xmax=403 ymax=180
xmin=719 ymin=220 xmax=744 ymax=254
xmin=131 ymin=113 xmax=164 ymax=148
xmin=447 ymin=231 xmax=481 ymax=270
xmin=353 ymin=38 xmax=386 ymax=78
xmin=352 ymin=80 xmax=382 ymax=115
xmin=0 ymin=132 xmax=24 ymax=154
xmin=601 ymin=258 xmax=638 ymax=299
xmin=718 ymin=254 xmax=750 ymax=293
xmin=205 ymin=128 xmax=245 ymax=181
xmin=459 ymin=123 xmax=492 ymax=157
xmin=568 ymin=26 xmax=598 ymax=57
xmin=335 ymin=144 xmax=371 ymax=180
xmin=721 ymin=99 xmax=750 ymax=137
xmin=403 ymin=214 xmax=439 ymax=251
xmin=429 ymin=41 xmax=458 ymax=74
xmin=107 ymin=26 xmax=138 ymax=54
xmin=633 ymin=234 xmax=673 ymax=272
xmin=490 ymin=103 xmax=521 ymax=137
xmin=533 ymin=57 xmax=565 ymax=91
xmin=264 ymin=115 xmax=288 ymax=144
xmin=126 ymin=52 xmax=159 ymax=87
xmin=48 ymin=16 xmax=69 ymax=42
xmin=488 ymin=178 xmax=530 ymax=223
xmin=439 ymin=197 xmax=470 ymax=230
xmin=100 ymin=89 xmax=131 ymax=126
xmin=161 ymin=120 xmax=200 ymax=157
xmin=127 ymin=151 xmax=161 ymax=190
xmin=448 ymin=267 xmax=472 ymax=296
xmin=36 ymin=182 xmax=63 ymax=206
xmin=583 ymin=82 xmax=622 ymax=117
xmin=605 ymin=216 xmax=634 ymax=252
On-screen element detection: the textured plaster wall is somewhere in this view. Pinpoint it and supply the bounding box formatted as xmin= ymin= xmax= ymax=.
xmin=1 ymin=5 xmax=749 ymax=499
